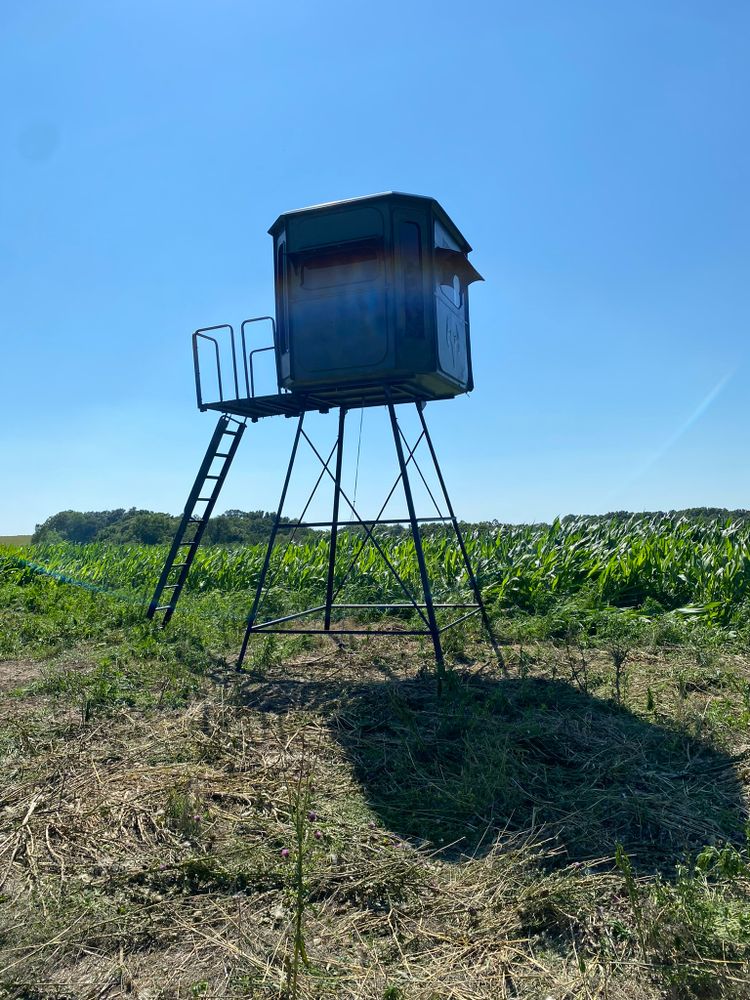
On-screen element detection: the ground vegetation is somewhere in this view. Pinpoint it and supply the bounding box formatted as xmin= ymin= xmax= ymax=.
xmin=1 ymin=512 xmax=750 ymax=998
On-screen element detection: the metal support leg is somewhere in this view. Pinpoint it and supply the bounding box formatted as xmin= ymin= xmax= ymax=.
xmin=237 ymin=412 xmax=305 ymax=669
xmin=324 ymin=408 xmax=347 ymax=631
xmin=415 ymin=403 xmax=506 ymax=672
xmin=387 ymin=401 xmax=446 ymax=693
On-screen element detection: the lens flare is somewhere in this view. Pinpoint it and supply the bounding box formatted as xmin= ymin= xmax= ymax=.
xmin=607 ymin=368 xmax=737 ymax=504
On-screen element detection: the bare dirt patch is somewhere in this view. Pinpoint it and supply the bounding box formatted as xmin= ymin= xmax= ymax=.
xmin=0 ymin=659 xmax=43 ymax=692
xmin=0 ymin=654 xmax=95 ymax=694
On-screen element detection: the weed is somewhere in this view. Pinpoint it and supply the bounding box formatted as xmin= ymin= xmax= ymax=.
xmin=164 ymin=787 xmax=205 ymax=843
xmin=614 ymin=843 xmax=647 ymax=958
xmin=441 ymin=620 xmax=473 ymax=663
xmin=597 ymin=611 xmax=645 ymax=704
xmin=278 ymin=730 xmax=326 ymax=998
xmin=562 ymin=635 xmax=590 ymax=694
xmin=245 ymin=634 xmax=281 ymax=677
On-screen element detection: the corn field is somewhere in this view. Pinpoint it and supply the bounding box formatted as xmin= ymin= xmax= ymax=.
xmin=4 ymin=513 xmax=750 ymax=625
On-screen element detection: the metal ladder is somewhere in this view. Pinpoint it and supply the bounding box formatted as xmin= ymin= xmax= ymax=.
xmin=147 ymin=414 xmax=246 ymax=624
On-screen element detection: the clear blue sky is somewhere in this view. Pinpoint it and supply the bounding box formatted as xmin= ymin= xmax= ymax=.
xmin=2 ymin=1 xmax=748 ymax=533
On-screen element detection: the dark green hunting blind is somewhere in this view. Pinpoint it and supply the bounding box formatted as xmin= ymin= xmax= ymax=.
xmin=149 ymin=193 xmax=502 ymax=688
xmin=269 ymin=192 xmax=483 ymax=407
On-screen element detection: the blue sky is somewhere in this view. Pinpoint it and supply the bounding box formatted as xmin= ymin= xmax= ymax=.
xmin=1 ymin=1 xmax=748 ymax=533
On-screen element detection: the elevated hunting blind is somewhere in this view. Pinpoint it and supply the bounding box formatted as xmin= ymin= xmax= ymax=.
xmin=269 ymin=192 xmax=483 ymax=407
xmin=149 ymin=192 xmax=502 ymax=688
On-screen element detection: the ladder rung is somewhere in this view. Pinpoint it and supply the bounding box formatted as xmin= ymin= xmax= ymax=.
xmin=162 ymin=583 xmax=180 ymax=590
xmin=155 ymin=605 xmax=172 ymax=612
xmin=197 ymin=497 xmax=213 ymax=502
xmin=214 ymin=452 xmax=230 ymax=458
xmin=171 ymin=563 xmax=188 ymax=570
xmin=205 ymin=474 xmax=220 ymax=479
xmin=187 ymin=517 xmax=204 ymax=524
xmin=178 ymin=541 xmax=197 ymax=547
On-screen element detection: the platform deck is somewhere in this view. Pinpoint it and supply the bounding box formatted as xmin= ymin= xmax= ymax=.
xmin=200 ymin=382 xmax=456 ymax=420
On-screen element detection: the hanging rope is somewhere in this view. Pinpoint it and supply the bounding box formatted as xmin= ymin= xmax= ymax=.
xmin=352 ymin=407 xmax=364 ymax=508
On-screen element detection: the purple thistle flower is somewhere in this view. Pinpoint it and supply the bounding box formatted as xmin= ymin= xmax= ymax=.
xmin=280 ymin=848 xmax=290 ymax=860
xmin=314 ymin=830 xmax=322 ymax=840
xmin=307 ymin=811 xmax=317 ymax=822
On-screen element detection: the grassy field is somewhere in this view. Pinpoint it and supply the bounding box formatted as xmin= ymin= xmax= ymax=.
xmin=0 ymin=536 xmax=32 ymax=547
xmin=1 ymin=517 xmax=750 ymax=998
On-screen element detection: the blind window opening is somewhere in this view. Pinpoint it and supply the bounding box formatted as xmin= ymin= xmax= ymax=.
xmin=439 ymin=274 xmax=463 ymax=308
xmin=302 ymin=245 xmax=380 ymax=290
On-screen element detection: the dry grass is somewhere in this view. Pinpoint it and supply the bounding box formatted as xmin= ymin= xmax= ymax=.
xmin=1 ymin=633 xmax=749 ymax=999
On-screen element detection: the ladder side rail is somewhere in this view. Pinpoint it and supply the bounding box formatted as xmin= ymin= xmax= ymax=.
xmin=147 ymin=415 xmax=244 ymax=621
xmin=174 ymin=415 xmax=246 ymax=597
xmin=147 ymin=414 xmax=231 ymax=620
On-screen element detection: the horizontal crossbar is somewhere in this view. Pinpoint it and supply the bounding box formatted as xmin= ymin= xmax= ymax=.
xmin=252 ymin=602 xmax=480 ymax=630
xmin=247 ymin=628 xmax=441 ymax=637
xmin=323 ymin=602 xmax=477 ymax=609
xmin=274 ymin=516 xmax=451 ymax=530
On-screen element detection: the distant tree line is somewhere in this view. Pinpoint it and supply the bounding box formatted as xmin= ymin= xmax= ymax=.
xmin=32 ymin=509 xmax=314 ymax=546
xmin=32 ymin=506 xmax=750 ymax=546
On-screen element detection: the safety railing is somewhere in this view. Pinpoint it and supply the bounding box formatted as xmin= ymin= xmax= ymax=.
xmin=192 ymin=316 xmax=277 ymax=409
